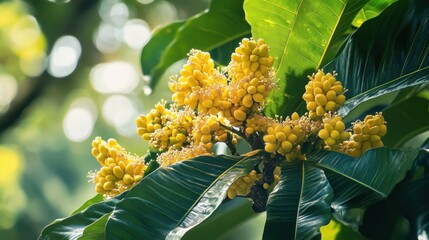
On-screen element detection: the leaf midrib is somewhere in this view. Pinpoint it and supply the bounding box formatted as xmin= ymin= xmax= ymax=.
xmin=315 ymin=163 xmax=386 ymax=197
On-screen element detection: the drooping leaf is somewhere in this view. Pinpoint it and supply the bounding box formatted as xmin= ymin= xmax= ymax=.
xmin=325 ymin=0 xmax=429 ymax=117
xmin=144 ymin=0 xmax=250 ymax=89
xmin=263 ymin=161 xmax=333 ymax=240
xmin=382 ymin=95 xmax=429 ymax=147
xmin=38 ymin=193 xmax=125 ymax=240
xmin=140 ymin=21 xmax=185 ymax=76
xmin=244 ymin=0 xmax=370 ymax=117
xmin=339 ymin=68 xmax=429 ymax=121
xmin=310 ymin=147 xmax=418 ymax=214
xmin=105 ymin=154 xmax=259 ymax=240
xmin=71 ymin=194 xmax=104 ymax=215
xmin=352 ymin=0 xmax=397 ymax=27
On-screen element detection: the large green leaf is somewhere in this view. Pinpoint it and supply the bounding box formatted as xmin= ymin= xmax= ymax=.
xmin=310 ymin=147 xmax=418 ymax=213
xmin=244 ymin=0 xmax=369 ymax=117
xmin=144 ymin=0 xmax=250 ymax=89
xmin=325 ymin=0 xmax=429 ymax=107
xmin=263 ymin=161 xmax=333 ymax=240
xmin=38 ymin=193 xmax=125 ymax=240
xmin=352 ymin=0 xmax=397 ymax=27
xmin=105 ymin=154 xmax=259 ymax=239
xmin=140 ymin=21 xmax=185 ymax=76
xmin=338 ymin=68 xmax=429 ymax=120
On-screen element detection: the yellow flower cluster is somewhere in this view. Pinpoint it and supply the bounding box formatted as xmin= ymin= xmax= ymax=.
xmin=303 ymin=70 xmax=346 ymax=119
xmin=245 ymin=113 xmax=273 ymax=136
xmin=342 ymin=113 xmax=387 ymax=157
xmin=318 ymin=114 xmax=350 ymax=150
xmin=136 ymin=101 xmax=194 ymax=151
xmin=227 ymin=166 xmax=281 ymax=199
xmin=90 ymin=137 xmax=147 ymax=197
xmin=157 ymin=144 xmax=209 ymax=167
xmin=229 ymin=38 xmax=273 ymax=80
xmin=225 ymin=38 xmax=276 ymax=126
xmin=227 ymin=170 xmax=262 ymax=199
xmin=169 ymin=50 xmax=229 ymax=114
xmin=262 ymin=112 xmax=312 ymax=161
xmin=192 ymin=115 xmax=235 ymax=152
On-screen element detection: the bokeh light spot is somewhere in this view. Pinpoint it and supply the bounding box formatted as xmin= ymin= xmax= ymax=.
xmin=48 ymin=35 xmax=81 ymax=78
xmin=123 ymin=19 xmax=151 ymax=50
xmin=102 ymin=95 xmax=139 ymax=136
xmin=90 ymin=61 xmax=140 ymax=94
xmin=63 ymin=98 xmax=96 ymax=142
xmin=0 ymin=74 xmax=18 ymax=113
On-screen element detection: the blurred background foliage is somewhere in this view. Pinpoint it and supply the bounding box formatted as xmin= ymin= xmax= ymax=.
xmin=0 ymin=0 xmax=210 ymax=239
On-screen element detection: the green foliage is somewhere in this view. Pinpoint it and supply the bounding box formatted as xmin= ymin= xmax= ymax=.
xmin=264 ymin=161 xmax=332 ymax=239
xmin=352 ymin=0 xmax=397 ymax=27
xmin=142 ymin=0 xmax=250 ymax=89
xmin=39 ymin=0 xmax=429 ymax=239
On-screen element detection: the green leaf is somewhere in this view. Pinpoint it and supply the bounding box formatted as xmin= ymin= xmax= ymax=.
xmin=339 ymin=68 xmax=429 ymax=121
xmin=143 ymin=159 xmax=159 ymax=177
xmin=396 ymin=178 xmax=429 ymax=239
xmin=78 ymin=213 xmax=110 ymax=240
xmin=382 ymin=95 xmax=429 ymax=147
xmin=105 ymin=154 xmax=259 ymax=239
xmin=244 ymin=0 xmax=369 ymax=117
xmin=71 ymin=194 xmax=103 ymax=215
xmin=209 ymin=34 xmax=251 ymax=66
xmin=140 ymin=21 xmax=185 ymax=76
xmin=145 ymin=0 xmax=250 ymax=89
xmin=310 ymin=147 xmax=418 ymax=211
xmin=352 ymin=0 xmax=397 ymax=27
xmin=263 ymin=161 xmax=333 ymax=240
xmin=38 ymin=194 xmax=125 ymax=240
xmin=325 ymin=0 xmax=429 ymax=116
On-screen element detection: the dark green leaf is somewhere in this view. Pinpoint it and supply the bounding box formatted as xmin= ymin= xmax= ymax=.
xmin=143 ymin=159 xmax=159 ymax=177
xmin=325 ymin=0 xmax=429 ymax=117
xmin=38 ymin=193 xmax=125 ymax=240
xmin=244 ymin=0 xmax=369 ymax=117
xmin=382 ymin=95 xmax=429 ymax=147
xmin=310 ymin=147 xmax=418 ymax=211
xmin=105 ymin=154 xmax=259 ymax=239
xmin=352 ymin=0 xmax=397 ymax=27
xmin=396 ymin=178 xmax=429 ymax=239
xmin=140 ymin=21 xmax=185 ymax=76
xmin=78 ymin=213 xmax=110 ymax=240
xmin=263 ymin=161 xmax=333 ymax=240
xmin=339 ymin=68 xmax=429 ymax=121
xmin=71 ymin=194 xmax=103 ymax=215
xmin=145 ymin=0 xmax=250 ymax=89
xmin=209 ymin=34 xmax=251 ymax=66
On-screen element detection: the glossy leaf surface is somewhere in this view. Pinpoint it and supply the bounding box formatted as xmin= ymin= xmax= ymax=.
xmin=105 ymin=154 xmax=259 ymax=239
xmin=263 ymin=161 xmax=333 ymax=240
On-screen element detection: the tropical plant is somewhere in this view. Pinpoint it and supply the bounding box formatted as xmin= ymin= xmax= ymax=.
xmin=39 ymin=0 xmax=429 ymax=239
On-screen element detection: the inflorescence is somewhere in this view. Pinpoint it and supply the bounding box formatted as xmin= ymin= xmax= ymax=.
xmin=88 ymin=38 xmax=387 ymax=204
